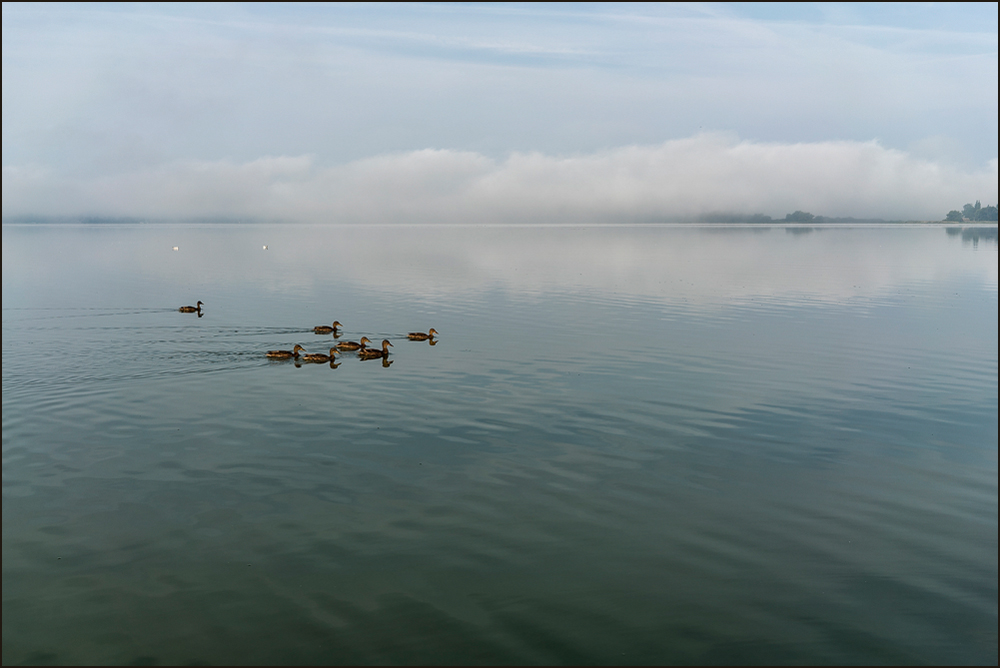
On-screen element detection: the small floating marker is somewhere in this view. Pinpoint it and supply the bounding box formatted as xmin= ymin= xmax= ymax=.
xmin=172 ymin=246 xmax=179 ymax=251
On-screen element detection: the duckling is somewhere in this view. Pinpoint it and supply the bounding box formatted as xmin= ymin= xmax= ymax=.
xmin=358 ymin=339 xmax=393 ymax=360
xmin=407 ymin=328 xmax=438 ymax=341
xmin=179 ymin=301 xmax=204 ymax=313
xmin=335 ymin=336 xmax=371 ymax=352
xmin=302 ymin=347 xmax=339 ymax=363
xmin=266 ymin=344 xmax=305 ymax=359
xmin=313 ymin=321 xmax=343 ymax=334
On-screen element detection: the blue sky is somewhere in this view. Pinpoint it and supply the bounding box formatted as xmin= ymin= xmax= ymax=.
xmin=2 ymin=2 xmax=997 ymax=221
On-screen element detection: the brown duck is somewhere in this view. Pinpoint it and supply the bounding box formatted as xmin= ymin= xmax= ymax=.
xmin=266 ymin=344 xmax=305 ymax=359
xmin=179 ymin=301 xmax=204 ymax=313
xmin=358 ymin=339 xmax=393 ymax=360
xmin=313 ymin=321 xmax=343 ymax=334
xmin=335 ymin=336 xmax=371 ymax=352
xmin=407 ymin=328 xmax=438 ymax=341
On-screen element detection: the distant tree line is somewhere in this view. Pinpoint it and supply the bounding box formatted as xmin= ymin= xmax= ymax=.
xmin=694 ymin=211 xmax=932 ymax=225
xmin=945 ymin=201 xmax=998 ymax=222
xmin=697 ymin=205 xmax=999 ymax=224
xmin=698 ymin=211 xmax=822 ymax=223
xmin=697 ymin=211 xmax=852 ymax=224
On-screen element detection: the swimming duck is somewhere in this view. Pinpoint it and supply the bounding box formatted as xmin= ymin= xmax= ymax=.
xmin=266 ymin=344 xmax=305 ymax=359
xmin=313 ymin=321 xmax=343 ymax=334
xmin=407 ymin=328 xmax=438 ymax=341
xmin=179 ymin=301 xmax=204 ymax=313
xmin=335 ymin=336 xmax=371 ymax=352
xmin=302 ymin=347 xmax=339 ymax=363
xmin=358 ymin=339 xmax=393 ymax=359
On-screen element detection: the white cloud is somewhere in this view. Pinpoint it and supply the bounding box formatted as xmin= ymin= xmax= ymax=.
xmin=4 ymin=135 xmax=996 ymax=222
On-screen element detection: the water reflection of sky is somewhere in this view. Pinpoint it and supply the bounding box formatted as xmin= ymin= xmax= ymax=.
xmin=2 ymin=225 xmax=997 ymax=312
xmin=2 ymin=223 xmax=996 ymax=665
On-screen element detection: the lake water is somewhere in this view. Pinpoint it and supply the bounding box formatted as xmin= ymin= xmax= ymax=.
xmin=2 ymin=223 xmax=997 ymax=665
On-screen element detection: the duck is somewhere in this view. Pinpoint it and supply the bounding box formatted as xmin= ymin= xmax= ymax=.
xmin=358 ymin=339 xmax=393 ymax=360
xmin=302 ymin=347 xmax=339 ymax=363
xmin=313 ymin=321 xmax=343 ymax=334
xmin=407 ymin=328 xmax=438 ymax=341
xmin=266 ymin=344 xmax=305 ymax=359
xmin=335 ymin=336 xmax=371 ymax=352
xmin=179 ymin=301 xmax=204 ymax=313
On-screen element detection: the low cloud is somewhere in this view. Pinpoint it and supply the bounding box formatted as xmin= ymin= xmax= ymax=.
xmin=3 ymin=134 xmax=996 ymax=222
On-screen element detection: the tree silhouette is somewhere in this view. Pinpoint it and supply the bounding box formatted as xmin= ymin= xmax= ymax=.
xmin=784 ymin=210 xmax=814 ymax=223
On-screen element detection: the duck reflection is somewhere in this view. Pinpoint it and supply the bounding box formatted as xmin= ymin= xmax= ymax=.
xmin=296 ymin=358 xmax=340 ymax=369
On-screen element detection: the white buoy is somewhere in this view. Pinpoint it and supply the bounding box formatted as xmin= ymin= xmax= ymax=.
xmin=263 ymin=245 xmax=268 ymax=250
xmin=172 ymin=246 xmax=179 ymax=251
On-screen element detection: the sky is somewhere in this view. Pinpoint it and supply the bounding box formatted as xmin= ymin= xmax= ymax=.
xmin=2 ymin=2 xmax=997 ymax=222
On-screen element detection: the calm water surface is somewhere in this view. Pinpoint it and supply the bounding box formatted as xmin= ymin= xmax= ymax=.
xmin=2 ymin=224 xmax=997 ymax=665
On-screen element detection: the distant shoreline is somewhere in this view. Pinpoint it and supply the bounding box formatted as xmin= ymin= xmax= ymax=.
xmin=3 ymin=217 xmax=997 ymax=227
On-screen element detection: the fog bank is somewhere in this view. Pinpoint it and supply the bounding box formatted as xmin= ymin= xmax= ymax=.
xmin=4 ymin=135 xmax=997 ymax=223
